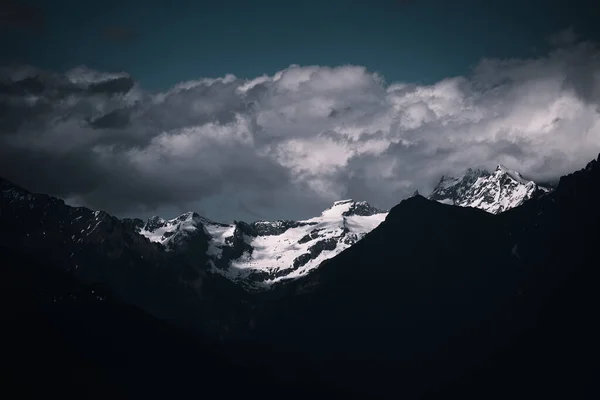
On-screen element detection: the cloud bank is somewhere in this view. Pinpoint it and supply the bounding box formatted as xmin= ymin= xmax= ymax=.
xmin=1 ymin=32 xmax=600 ymax=220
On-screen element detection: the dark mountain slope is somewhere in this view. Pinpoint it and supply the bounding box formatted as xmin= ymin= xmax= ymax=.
xmin=1 ymin=244 xmax=219 ymax=398
xmin=2 ymin=155 xmax=599 ymax=399
xmin=398 ymin=157 xmax=600 ymax=398
xmin=0 ymin=245 xmax=335 ymax=399
xmin=0 ymin=178 xmax=251 ymax=335
xmin=429 ymin=242 xmax=597 ymax=399
xmin=0 ymin=180 xmax=342 ymax=398
xmin=246 ymin=197 xmax=524 ymax=397
xmin=447 ymin=154 xmax=600 ymax=399
xmin=244 ymin=155 xmax=600 ymax=399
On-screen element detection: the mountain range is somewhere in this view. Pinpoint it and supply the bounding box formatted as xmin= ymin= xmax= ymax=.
xmin=2 ymin=157 xmax=598 ymax=399
xmin=136 ymin=199 xmax=387 ymax=289
xmin=131 ymin=163 xmax=548 ymax=289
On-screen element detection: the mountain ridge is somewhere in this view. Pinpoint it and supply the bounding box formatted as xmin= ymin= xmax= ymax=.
xmin=1 ymin=162 xmax=553 ymax=291
xmin=136 ymin=163 xmax=551 ymax=288
xmin=138 ymin=198 xmax=387 ymax=289
xmin=1 ymin=155 xmax=599 ymax=398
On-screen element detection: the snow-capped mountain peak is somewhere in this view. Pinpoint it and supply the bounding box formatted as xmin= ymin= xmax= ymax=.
xmin=219 ymin=199 xmax=386 ymax=288
xmin=429 ymin=165 xmax=550 ymax=214
xmin=138 ymin=199 xmax=387 ymax=290
xmin=494 ymin=164 xmax=535 ymax=186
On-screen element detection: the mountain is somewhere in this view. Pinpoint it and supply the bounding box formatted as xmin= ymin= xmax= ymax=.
xmin=138 ymin=164 xmax=546 ymax=290
xmin=429 ymin=164 xmax=551 ymax=213
xmin=1 ymin=244 xmax=332 ymax=399
xmin=0 ymin=178 xmax=252 ymax=335
xmin=139 ymin=199 xmax=387 ymax=289
xmin=0 ymin=178 xmax=358 ymax=398
xmin=240 ymin=154 xmax=600 ymax=398
xmin=2 ymin=156 xmax=598 ymax=398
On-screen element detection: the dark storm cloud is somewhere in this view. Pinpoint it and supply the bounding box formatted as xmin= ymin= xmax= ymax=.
xmin=0 ymin=66 xmax=295 ymax=214
xmin=88 ymin=108 xmax=132 ymax=130
xmin=83 ymin=140 xmax=293 ymax=214
xmin=0 ymin=100 xmax=51 ymax=133
xmin=142 ymin=78 xmax=254 ymax=131
xmin=328 ymin=106 xmax=352 ymax=119
xmin=0 ymin=75 xmax=44 ymax=94
xmin=559 ymin=45 xmax=600 ymax=104
xmin=237 ymin=201 xmax=267 ymax=220
xmin=0 ymin=67 xmax=141 ymax=136
xmin=2 ymin=30 xmax=600 ymax=218
xmin=0 ymin=146 xmax=106 ymax=196
xmin=88 ymin=76 xmax=135 ymax=95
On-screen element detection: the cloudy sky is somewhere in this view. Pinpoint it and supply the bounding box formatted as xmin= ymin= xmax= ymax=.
xmin=2 ymin=0 xmax=600 ymax=222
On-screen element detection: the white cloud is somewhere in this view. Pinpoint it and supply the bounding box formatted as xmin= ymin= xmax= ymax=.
xmin=1 ymin=31 xmax=600 ymax=219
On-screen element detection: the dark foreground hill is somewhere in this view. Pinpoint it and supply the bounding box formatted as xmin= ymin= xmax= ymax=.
xmin=0 ymin=245 xmax=336 ymax=399
xmin=243 ymin=154 xmax=600 ymax=398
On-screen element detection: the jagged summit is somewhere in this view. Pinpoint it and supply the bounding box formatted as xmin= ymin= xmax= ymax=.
xmin=429 ymin=164 xmax=550 ymax=214
xmin=177 ymin=211 xmax=199 ymax=220
xmin=495 ymin=164 xmax=532 ymax=185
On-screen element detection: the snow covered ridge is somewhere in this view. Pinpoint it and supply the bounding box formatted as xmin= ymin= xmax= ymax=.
xmin=428 ymin=164 xmax=552 ymax=214
xmin=137 ymin=164 xmax=550 ymax=290
xmin=0 ymin=163 xmax=552 ymax=291
xmin=139 ymin=200 xmax=388 ymax=290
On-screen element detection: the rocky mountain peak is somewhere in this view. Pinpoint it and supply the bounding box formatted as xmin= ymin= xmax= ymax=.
xmin=341 ymin=200 xmax=385 ymax=217
xmin=176 ymin=211 xmax=200 ymax=221
xmin=429 ymin=164 xmax=551 ymax=214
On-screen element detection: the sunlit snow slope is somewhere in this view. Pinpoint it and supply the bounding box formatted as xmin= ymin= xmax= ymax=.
xmin=221 ymin=200 xmax=386 ymax=287
xmin=139 ymin=200 xmax=386 ymax=289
